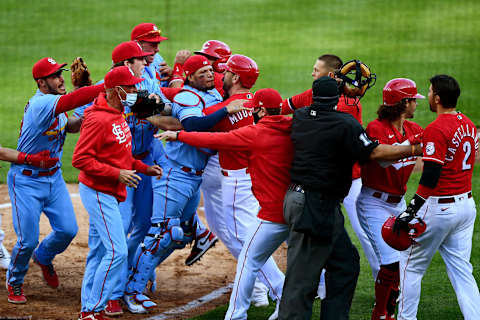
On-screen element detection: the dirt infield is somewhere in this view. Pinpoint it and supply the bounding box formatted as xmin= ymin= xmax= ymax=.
xmin=0 ymin=184 xmax=287 ymax=320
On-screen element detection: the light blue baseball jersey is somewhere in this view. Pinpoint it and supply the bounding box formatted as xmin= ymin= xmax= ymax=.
xmin=13 ymin=90 xmax=68 ymax=170
xmin=166 ymin=85 xmax=223 ymax=170
xmin=73 ymin=79 xmax=104 ymax=118
xmin=149 ymin=53 xmax=169 ymax=88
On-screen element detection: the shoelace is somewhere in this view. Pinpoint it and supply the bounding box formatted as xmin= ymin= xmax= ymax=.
xmin=12 ymin=285 xmax=22 ymax=296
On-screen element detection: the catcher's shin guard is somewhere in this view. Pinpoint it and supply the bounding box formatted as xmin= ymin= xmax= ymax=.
xmin=126 ymin=219 xmax=184 ymax=294
xmin=371 ymin=266 xmax=399 ymax=320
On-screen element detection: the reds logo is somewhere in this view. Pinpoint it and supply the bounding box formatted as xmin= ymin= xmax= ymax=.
xmin=425 ymin=142 xmax=435 ymax=155
xmin=112 ymin=123 xmax=127 ymax=144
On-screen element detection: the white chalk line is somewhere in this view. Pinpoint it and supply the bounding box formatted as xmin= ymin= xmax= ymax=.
xmin=144 ymin=283 xmax=233 ymax=320
xmin=1 ymin=194 xmax=230 ymax=320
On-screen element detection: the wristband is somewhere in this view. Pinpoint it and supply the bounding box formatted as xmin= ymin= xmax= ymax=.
xmin=411 ymin=145 xmax=415 ymax=156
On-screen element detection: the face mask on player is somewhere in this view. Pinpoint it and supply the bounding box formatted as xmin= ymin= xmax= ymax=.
xmin=116 ymin=86 xmax=137 ymax=108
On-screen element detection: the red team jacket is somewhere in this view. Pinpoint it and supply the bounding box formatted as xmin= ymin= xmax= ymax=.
xmin=362 ymin=119 xmax=423 ymax=195
xmin=72 ymin=93 xmax=150 ymax=202
xmin=282 ymin=88 xmax=363 ymax=179
xmin=422 ymin=113 xmax=477 ymax=195
xmin=178 ymin=115 xmax=293 ymax=224
xmin=204 ymin=92 xmax=254 ymax=170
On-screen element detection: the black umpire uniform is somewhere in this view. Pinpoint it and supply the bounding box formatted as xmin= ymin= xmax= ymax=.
xmin=279 ymin=77 xmax=378 ymax=320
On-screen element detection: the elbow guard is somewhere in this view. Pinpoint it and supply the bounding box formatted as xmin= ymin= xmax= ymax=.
xmin=419 ymin=161 xmax=442 ymax=189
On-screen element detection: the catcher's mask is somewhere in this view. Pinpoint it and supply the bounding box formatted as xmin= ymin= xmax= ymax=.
xmin=381 ymin=215 xmax=427 ymax=251
xmin=335 ymin=59 xmax=376 ymax=106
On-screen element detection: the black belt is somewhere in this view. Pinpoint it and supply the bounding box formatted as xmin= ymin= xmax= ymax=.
xmin=288 ymin=183 xmax=305 ymax=194
xmin=437 ymin=192 xmax=472 ymax=204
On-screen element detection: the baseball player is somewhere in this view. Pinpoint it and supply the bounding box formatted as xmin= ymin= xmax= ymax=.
xmin=124 ymin=55 xmax=247 ymax=310
xmin=6 ymin=57 xmax=104 ymax=303
xmin=73 ymin=66 xmax=162 ymax=320
xmin=280 ymin=55 xmax=379 ymax=283
xmin=395 ymin=75 xmax=480 ymax=320
xmin=131 ymin=22 xmax=171 ymax=88
xmin=156 ymin=88 xmax=289 ymax=320
xmin=355 ymin=78 xmax=424 ymax=320
xmin=0 ymin=146 xmax=59 ymax=269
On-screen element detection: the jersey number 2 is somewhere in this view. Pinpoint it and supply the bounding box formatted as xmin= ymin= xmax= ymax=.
xmin=462 ymin=141 xmax=472 ymax=170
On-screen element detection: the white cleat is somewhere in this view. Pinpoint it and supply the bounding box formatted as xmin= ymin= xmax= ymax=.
xmin=251 ymin=281 xmax=269 ymax=307
xmin=268 ymin=301 xmax=280 ymax=320
xmin=0 ymin=244 xmax=11 ymax=270
xmin=123 ymin=294 xmax=147 ymax=314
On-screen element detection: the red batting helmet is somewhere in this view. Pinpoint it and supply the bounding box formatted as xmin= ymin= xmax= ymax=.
xmin=194 ymin=40 xmax=232 ymax=60
xmin=222 ymin=54 xmax=259 ymax=89
xmin=383 ymin=78 xmax=425 ymax=106
xmin=381 ymin=215 xmax=427 ymax=251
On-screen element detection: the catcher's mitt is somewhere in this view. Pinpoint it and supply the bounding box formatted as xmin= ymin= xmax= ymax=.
xmin=70 ymin=57 xmax=92 ymax=89
xmin=131 ymin=90 xmax=165 ymax=119
xmin=335 ymin=60 xmax=376 ymax=105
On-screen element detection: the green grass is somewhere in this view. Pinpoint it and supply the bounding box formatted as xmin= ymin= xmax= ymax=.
xmin=0 ymin=1 xmax=478 ymax=318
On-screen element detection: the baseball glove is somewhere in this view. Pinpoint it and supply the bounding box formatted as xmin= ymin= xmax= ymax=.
xmin=70 ymin=57 xmax=92 ymax=89
xmin=131 ymin=90 xmax=165 ymax=119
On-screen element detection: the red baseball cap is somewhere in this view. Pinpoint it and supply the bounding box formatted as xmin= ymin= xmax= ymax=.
xmin=131 ymin=23 xmax=168 ymax=43
xmin=32 ymin=57 xmax=68 ymax=80
xmin=245 ymin=88 xmax=283 ymax=109
xmin=112 ymin=41 xmax=153 ymax=64
xmin=104 ymin=66 xmax=144 ymax=89
xmin=184 ymin=55 xmax=211 ymax=77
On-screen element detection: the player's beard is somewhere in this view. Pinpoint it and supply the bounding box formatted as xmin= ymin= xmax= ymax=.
xmin=46 ymin=81 xmax=65 ymax=95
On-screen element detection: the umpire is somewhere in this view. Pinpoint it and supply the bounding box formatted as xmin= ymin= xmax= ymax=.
xmin=278 ymin=76 xmax=421 ymax=320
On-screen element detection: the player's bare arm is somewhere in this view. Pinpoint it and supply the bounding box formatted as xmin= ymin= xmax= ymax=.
xmin=146 ymin=115 xmax=182 ymax=131
xmin=66 ymin=116 xmax=83 ymax=133
xmin=370 ymin=143 xmax=422 ymax=161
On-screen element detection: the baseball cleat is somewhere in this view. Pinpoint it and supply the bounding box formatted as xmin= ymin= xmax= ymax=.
xmin=123 ymin=294 xmax=147 ymax=314
xmin=33 ymin=252 xmax=59 ymax=288
xmin=78 ymin=311 xmax=97 ymax=320
xmin=0 ymin=244 xmax=11 ymax=269
xmin=104 ymin=299 xmax=123 ymax=316
xmin=185 ymin=230 xmax=218 ymax=266
xmin=251 ymin=282 xmax=269 ymax=307
xmin=134 ymin=293 xmax=157 ymax=309
xmin=7 ymin=284 xmax=27 ymax=304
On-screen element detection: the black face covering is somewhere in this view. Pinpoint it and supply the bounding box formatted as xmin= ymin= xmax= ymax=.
xmin=253 ymin=111 xmax=261 ymax=123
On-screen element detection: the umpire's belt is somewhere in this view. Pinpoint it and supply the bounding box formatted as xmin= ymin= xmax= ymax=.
xmin=22 ymin=167 xmax=59 ymax=177
xmin=221 ymin=168 xmax=249 ymax=177
xmin=434 ymin=191 xmax=472 ymax=204
xmin=181 ymin=166 xmax=203 ymax=176
xmin=288 ymin=183 xmax=305 ymax=194
xmin=133 ymin=150 xmax=149 ymax=160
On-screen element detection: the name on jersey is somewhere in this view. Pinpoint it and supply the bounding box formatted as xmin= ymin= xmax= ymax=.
xmin=112 ymin=122 xmax=131 ymax=146
xmin=447 ymin=123 xmax=478 ymax=162
xmin=228 ymin=110 xmax=253 ymax=125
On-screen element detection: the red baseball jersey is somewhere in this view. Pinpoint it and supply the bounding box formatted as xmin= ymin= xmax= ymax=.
xmin=422 ymin=113 xmax=477 ymax=195
xmin=214 ymin=72 xmax=224 ymax=97
xmin=362 ymin=119 xmax=423 ymax=195
xmin=282 ymin=88 xmax=363 ymax=178
xmin=204 ymin=92 xmax=254 ymax=170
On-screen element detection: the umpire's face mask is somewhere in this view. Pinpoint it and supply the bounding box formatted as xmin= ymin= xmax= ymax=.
xmin=116 ymin=86 xmax=138 ymax=108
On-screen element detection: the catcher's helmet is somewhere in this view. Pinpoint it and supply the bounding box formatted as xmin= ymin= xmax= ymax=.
xmin=383 ymin=78 xmax=425 ymax=106
xmin=335 ymin=60 xmax=376 ymax=105
xmin=381 ymin=215 xmax=427 ymax=251
xmin=222 ymin=54 xmax=259 ymax=89
xmin=194 ymin=40 xmax=232 ymax=60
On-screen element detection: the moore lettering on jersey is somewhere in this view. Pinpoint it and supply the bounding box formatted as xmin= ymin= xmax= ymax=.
xmin=228 ymin=110 xmax=253 ymax=125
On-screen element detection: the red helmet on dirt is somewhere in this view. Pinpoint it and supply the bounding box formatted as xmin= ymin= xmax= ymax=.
xmin=194 ymin=40 xmax=232 ymax=60
xmin=381 ymin=215 xmax=427 ymax=251
xmin=383 ymin=78 xmax=425 ymax=106
xmin=222 ymin=54 xmax=259 ymax=89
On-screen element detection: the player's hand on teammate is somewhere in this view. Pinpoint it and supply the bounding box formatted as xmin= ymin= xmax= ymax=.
xmin=146 ymin=164 xmax=163 ymax=179
xmin=154 ymin=130 xmax=179 ymax=142
xmin=408 ymin=132 xmax=423 ymax=146
xmin=225 ymin=99 xmax=251 ymax=114
xmin=119 ymin=169 xmax=142 ymax=188
xmin=158 ymin=61 xmax=173 ymax=81
xmin=174 ymin=50 xmax=191 ymax=65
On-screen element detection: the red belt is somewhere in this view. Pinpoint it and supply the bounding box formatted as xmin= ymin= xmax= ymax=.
xmin=22 ymin=167 xmax=59 ymax=177
xmin=372 ymin=191 xmax=402 ymax=204
xmin=437 ymin=192 xmax=472 ymax=204
xmin=181 ymin=166 xmax=203 ymax=176
xmin=133 ymin=151 xmax=149 ymax=160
